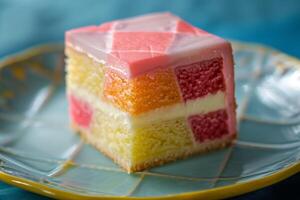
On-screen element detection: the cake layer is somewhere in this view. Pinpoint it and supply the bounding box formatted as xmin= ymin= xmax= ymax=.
xmin=131 ymin=91 xmax=225 ymax=125
xmin=69 ymin=95 xmax=93 ymax=128
xmin=104 ymin=67 xmax=182 ymax=115
xmin=189 ymin=109 xmax=229 ymax=142
xmin=66 ymin=46 xmax=228 ymax=116
xmin=68 ymin=84 xmax=226 ymax=126
xmin=68 ymin=92 xmax=132 ymax=167
xmin=131 ymin=117 xmax=193 ymax=165
xmin=175 ymin=57 xmax=225 ymax=101
xmin=69 ymin=92 xmax=193 ymax=170
xmin=75 ymin=121 xmax=235 ymax=172
xmin=66 ymin=47 xmax=106 ymax=99
xmin=69 ymin=90 xmax=235 ymax=172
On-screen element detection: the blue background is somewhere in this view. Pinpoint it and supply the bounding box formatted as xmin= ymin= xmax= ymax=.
xmin=0 ymin=0 xmax=299 ymax=199
xmin=1 ymin=0 xmax=300 ymax=58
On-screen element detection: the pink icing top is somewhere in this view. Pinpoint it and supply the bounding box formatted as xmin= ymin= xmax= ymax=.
xmin=66 ymin=12 xmax=229 ymax=78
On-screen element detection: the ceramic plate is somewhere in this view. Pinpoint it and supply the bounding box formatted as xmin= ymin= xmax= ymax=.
xmin=0 ymin=41 xmax=300 ymax=200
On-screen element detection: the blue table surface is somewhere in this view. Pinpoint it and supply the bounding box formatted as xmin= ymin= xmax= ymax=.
xmin=0 ymin=0 xmax=299 ymax=199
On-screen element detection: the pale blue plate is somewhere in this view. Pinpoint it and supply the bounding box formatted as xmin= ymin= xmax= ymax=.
xmin=0 ymin=41 xmax=300 ymax=200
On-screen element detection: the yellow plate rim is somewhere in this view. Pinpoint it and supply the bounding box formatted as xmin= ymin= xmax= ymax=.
xmin=1 ymin=162 xmax=299 ymax=200
xmin=0 ymin=41 xmax=300 ymax=200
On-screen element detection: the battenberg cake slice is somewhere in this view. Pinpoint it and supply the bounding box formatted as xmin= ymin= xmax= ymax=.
xmin=65 ymin=12 xmax=236 ymax=172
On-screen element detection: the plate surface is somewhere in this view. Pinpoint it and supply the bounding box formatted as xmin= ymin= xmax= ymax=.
xmin=0 ymin=41 xmax=300 ymax=200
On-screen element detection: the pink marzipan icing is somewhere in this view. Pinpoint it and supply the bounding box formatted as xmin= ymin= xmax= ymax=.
xmin=65 ymin=12 xmax=227 ymax=77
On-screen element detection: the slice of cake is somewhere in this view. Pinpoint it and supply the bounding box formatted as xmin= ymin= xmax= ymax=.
xmin=65 ymin=12 xmax=236 ymax=172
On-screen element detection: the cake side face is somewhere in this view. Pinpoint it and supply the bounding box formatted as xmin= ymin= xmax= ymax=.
xmin=65 ymin=12 xmax=236 ymax=172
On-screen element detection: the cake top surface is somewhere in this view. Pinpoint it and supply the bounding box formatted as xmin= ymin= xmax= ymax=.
xmin=66 ymin=12 xmax=227 ymax=77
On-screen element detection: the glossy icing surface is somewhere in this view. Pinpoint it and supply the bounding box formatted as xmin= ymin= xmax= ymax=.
xmin=66 ymin=12 xmax=228 ymax=78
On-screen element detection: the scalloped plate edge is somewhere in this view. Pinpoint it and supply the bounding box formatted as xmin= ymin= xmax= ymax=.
xmin=0 ymin=162 xmax=299 ymax=200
